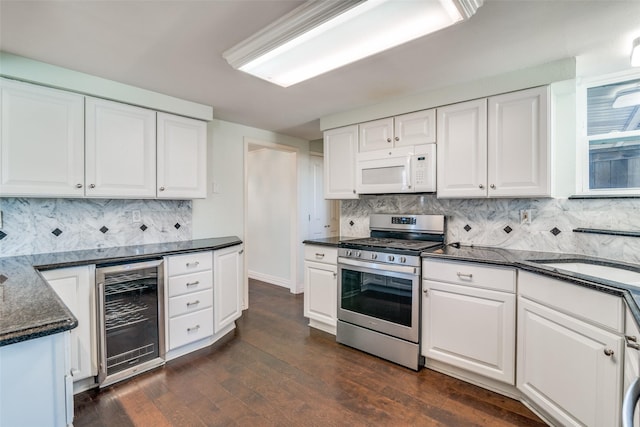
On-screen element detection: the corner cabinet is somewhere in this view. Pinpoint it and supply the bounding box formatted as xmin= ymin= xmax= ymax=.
xmin=157 ymin=112 xmax=207 ymax=199
xmin=437 ymin=86 xmax=549 ymax=198
xmin=85 ymin=97 xmax=157 ymax=198
xmin=303 ymin=244 xmax=338 ymax=335
xmin=517 ymin=271 xmax=624 ymax=427
xmin=323 ymin=125 xmax=358 ymax=199
xmin=41 ymin=265 xmax=97 ymax=389
xmin=213 ymin=244 xmax=244 ymax=333
xmin=421 ymin=259 xmax=516 ymax=385
xmin=0 ymin=78 xmax=85 ymax=197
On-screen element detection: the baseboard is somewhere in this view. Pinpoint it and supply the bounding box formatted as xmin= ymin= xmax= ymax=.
xmin=308 ymin=319 xmax=336 ymax=335
xmin=165 ymin=322 xmax=236 ymax=361
xmin=248 ymin=270 xmax=291 ymax=290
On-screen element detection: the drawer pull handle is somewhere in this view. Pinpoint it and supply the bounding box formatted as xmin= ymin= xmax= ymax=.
xmin=186 ymin=300 xmax=200 ymax=307
xmin=604 ymin=348 xmax=615 ymax=357
xmin=186 ymin=281 xmax=200 ymax=287
xmin=315 ymin=253 xmax=325 ymax=258
xmin=457 ymin=272 xmax=473 ymax=279
xmin=626 ymin=335 xmax=640 ymax=350
xmin=187 ymin=325 xmax=201 ymax=333
xmin=186 ymin=261 xmax=200 ymax=267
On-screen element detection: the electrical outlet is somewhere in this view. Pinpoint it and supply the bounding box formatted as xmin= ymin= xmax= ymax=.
xmin=519 ymin=209 xmax=532 ymax=225
xmin=132 ymin=210 xmax=141 ymax=223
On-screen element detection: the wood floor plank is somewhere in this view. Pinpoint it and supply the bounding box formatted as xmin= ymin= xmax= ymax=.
xmin=74 ymin=279 xmax=547 ymax=427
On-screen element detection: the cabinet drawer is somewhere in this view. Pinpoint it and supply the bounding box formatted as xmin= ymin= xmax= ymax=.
xmin=168 ymin=308 xmax=214 ymax=350
xmin=304 ymin=245 xmax=337 ymax=264
xmin=166 ymin=251 xmax=212 ymax=276
xmin=423 ymin=259 xmax=515 ymax=293
xmin=519 ymin=270 xmax=623 ymax=332
xmin=167 ymin=270 xmax=212 ymax=297
xmin=169 ymin=289 xmax=213 ymax=318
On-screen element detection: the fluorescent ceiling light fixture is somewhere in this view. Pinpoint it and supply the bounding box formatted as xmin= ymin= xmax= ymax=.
xmin=633 ymin=37 xmax=640 ymax=67
xmin=613 ymin=88 xmax=640 ymax=108
xmin=223 ymin=0 xmax=483 ymax=87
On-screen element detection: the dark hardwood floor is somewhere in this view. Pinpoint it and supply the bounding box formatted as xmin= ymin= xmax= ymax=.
xmin=74 ymin=280 xmax=547 ymax=426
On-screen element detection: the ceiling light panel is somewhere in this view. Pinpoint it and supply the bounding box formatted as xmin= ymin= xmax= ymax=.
xmin=224 ymin=0 xmax=483 ymax=87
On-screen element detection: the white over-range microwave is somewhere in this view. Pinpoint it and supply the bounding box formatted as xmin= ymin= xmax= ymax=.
xmin=356 ymin=144 xmax=436 ymax=194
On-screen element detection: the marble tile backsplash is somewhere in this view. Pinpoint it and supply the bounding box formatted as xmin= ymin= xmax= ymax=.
xmin=341 ymin=194 xmax=640 ymax=264
xmin=0 ymin=198 xmax=192 ymax=257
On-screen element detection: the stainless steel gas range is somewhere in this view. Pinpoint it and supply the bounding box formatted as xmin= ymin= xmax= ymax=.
xmin=337 ymin=214 xmax=445 ymax=370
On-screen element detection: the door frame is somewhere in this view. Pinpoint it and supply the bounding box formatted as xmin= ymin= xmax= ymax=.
xmin=243 ymin=137 xmax=299 ymax=306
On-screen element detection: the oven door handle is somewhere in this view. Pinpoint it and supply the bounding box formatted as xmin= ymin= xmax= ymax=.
xmin=338 ymin=257 xmax=418 ymax=276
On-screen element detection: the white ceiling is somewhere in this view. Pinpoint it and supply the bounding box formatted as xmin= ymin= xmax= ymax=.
xmin=1 ymin=0 xmax=639 ymax=141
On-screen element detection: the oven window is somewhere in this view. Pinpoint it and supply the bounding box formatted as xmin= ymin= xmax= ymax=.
xmin=340 ymin=269 xmax=413 ymax=327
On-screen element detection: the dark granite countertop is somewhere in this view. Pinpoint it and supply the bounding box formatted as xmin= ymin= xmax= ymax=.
xmin=0 ymin=236 xmax=242 ymax=347
xmin=302 ymin=236 xmax=365 ymax=247
xmin=422 ymin=244 xmax=640 ymax=326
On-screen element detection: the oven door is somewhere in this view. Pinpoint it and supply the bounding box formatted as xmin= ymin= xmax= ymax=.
xmin=337 ymin=257 xmax=420 ymax=342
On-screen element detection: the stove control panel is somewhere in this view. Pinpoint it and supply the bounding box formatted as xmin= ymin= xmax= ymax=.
xmin=338 ymin=248 xmax=420 ymax=267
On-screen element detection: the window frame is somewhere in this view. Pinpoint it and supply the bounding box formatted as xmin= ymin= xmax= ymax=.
xmin=576 ymin=69 xmax=640 ymax=195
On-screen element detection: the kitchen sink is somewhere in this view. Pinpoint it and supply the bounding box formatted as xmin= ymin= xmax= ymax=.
xmin=536 ymin=261 xmax=640 ymax=287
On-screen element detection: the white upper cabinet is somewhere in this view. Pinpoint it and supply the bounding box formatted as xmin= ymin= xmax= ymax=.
xmin=488 ymin=86 xmax=549 ymax=197
xmin=437 ymin=86 xmax=550 ymax=198
xmin=359 ymin=110 xmax=435 ymax=152
xmin=157 ymin=112 xmax=207 ymax=199
xmin=437 ymin=99 xmax=488 ymax=198
xmin=85 ymin=97 xmax=157 ymax=198
xmin=0 ymin=79 xmax=85 ymax=197
xmin=324 ymin=125 xmax=359 ymax=199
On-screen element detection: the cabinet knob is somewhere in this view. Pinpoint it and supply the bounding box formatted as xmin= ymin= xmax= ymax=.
xmin=423 ymin=289 xmax=428 ymax=295
xmin=76 ymin=183 xmax=83 ymax=189
xmin=159 ymin=187 xmax=165 ymax=191
xmin=394 ymin=136 xmax=399 ymax=142
xmin=479 ymin=184 xmax=484 ymax=189
xmin=353 ymin=189 xmax=356 ymax=194
xmin=604 ymin=348 xmax=615 ymax=357
xmin=490 ymin=184 xmax=496 ymax=189
xmin=386 ymin=138 xmax=392 ymax=143
xmin=333 ymin=272 xmax=337 ymax=279
xmin=89 ymin=184 xmax=95 ymax=189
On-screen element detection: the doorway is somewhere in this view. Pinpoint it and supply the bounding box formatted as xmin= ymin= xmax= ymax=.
xmin=244 ymin=138 xmax=298 ymax=304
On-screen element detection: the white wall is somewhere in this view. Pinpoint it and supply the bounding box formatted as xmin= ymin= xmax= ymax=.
xmin=191 ymin=119 xmax=311 ymax=292
xmin=247 ymin=148 xmax=294 ymax=288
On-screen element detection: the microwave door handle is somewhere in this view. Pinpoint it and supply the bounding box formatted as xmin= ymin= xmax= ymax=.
xmin=405 ymin=155 xmax=412 ymax=190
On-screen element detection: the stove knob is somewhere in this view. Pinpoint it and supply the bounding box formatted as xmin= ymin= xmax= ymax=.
xmin=400 ymin=256 xmax=407 ymax=263
xmin=388 ymin=255 xmax=395 ymax=262
xmin=356 ymin=251 xmax=362 ymax=258
xmin=371 ymin=253 xmax=378 ymax=260
xmin=346 ymin=250 xmax=352 ymax=256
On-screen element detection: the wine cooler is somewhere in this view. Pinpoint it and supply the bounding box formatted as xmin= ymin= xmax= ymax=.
xmin=96 ymin=259 xmax=165 ymax=387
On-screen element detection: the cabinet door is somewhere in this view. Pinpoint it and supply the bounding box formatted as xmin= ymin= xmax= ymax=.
xmin=85 ymin=97 xmax=156 ymax=198
xmin=488 ymin=86 xmax=549 ymax=197
xmin=41 ymin=265 xmax=97 ymax=381
xmin=422 ymin=280 xmax=515 ymax=384
xmin=213 ymin=245 xmax=243 ymax=333
xmin=518 ymin=297 xmax=623 ymax=427
xmin=303 ymin=260 xmax=337 ymax=332
xmin=394 ymin=109 xmax=436 ymax=147
xmin=324 ymin=125 xmax=359 ymax=199
xmin=358 ymin=117 xmax=394 ymax=152
xmin=436 ymin=99 xmax=487 ymax=198
xmin=0 ymin=79 xmax=84 ymax=197
xmin=157 ymin=112 xmax=207 ymax=199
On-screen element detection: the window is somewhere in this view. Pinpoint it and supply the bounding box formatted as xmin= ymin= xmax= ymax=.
xmin=579 ymin=72 xmax=640 ymax=194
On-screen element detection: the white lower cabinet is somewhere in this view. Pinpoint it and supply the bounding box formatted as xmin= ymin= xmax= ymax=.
xmin=213 ymin=244 xmax=244 ymax=333
xmin=0 ymin=332 xmax=73 ymax=427
xmin=517 ymin=271 xmax=624 ymax=427
xmin=165 ymin=251 xmax=214 ymax=351
xmin=421 ymin=259 xmax=516 ymax=384
xmin=41 ymin=265 xmax=97 ymax=385
xmin=303 ymin=245 xmax=338 ymax=335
